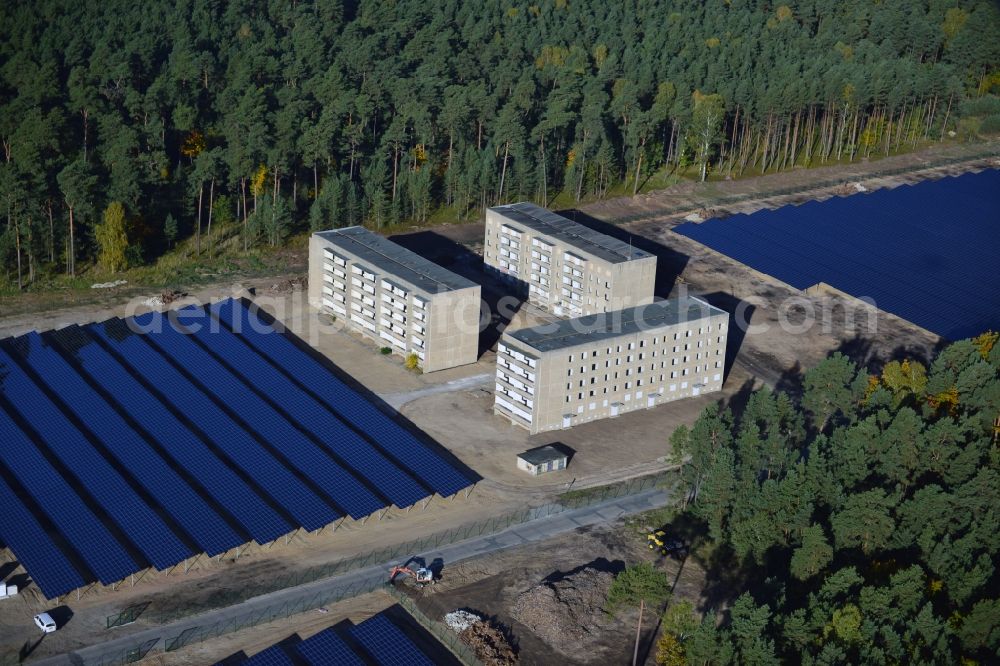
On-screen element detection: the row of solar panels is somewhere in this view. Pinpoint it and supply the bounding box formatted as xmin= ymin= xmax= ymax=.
xmin=0 ymin=299 xmax=474 ymax=598
xmin=232 ymin=608 xmax=442 ymax=666
xmin=688 ymin=176 xmax=995 ymax=296
xmin=674 ymin=170 xmax=1000 ymax=340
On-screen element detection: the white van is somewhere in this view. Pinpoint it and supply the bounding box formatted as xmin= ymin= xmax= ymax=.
xmin=34 ymin=612 xmax=57 ymax=633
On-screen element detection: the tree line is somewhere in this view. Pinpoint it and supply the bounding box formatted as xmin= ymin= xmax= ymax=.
xmin=659 ymin=333 xmax=1000 ymax=664
xmin=1 ymin=0 xmax=998 ymax=287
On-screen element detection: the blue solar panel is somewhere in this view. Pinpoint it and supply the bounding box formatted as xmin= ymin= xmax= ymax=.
xmin=213 ymin=299 xmax=474 ymax=497
xmin=349 ymin=613 xmax=435 ymax=666
xmin=0 ymin=292 xmax=473 ymax=596
xmin=176 ymin=305 xmax=430 ymax=512
xmin=0 ymin=386 xmax=137 ymax=585
xmin=135 ymin=310 xmax=357 ymax=527
xmin=242 ymin=644 xmax=295 ymax=666
xmin=675 ymin=170 xmax=1000 ymax=340
xmin=0 ymin=471 xmax=86 ymax=598
xmin=295 ymin=628 xmax=365 ymax=666
xmin=87 ymin=319 xmax=330 ymax=534
xmin=50 ymin=325 xmax=292 ymax=545
xmin=10 ymin=333 xmax=229 ymax=570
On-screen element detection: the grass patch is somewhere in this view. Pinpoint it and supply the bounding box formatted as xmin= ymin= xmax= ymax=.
xmin=0 ymin=225 xmax=309 ymax=318
xmin=624 ymin=505 xmax=682 ymax=534
xmin=557 ymin=470 xmax=675 ymax=506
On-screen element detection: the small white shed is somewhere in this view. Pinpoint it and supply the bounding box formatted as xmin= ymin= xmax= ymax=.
xmin=517 ymin=445 xmax=568 ymax=476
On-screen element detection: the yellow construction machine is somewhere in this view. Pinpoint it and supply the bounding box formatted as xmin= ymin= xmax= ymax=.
xmin=647 ymin=528 xmax=688 ymax=559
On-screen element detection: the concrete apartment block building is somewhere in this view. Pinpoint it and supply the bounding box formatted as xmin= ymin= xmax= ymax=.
xmin=483 ymin=202 xmax=657 ymax=317
xmin=494 ymin=297 xmax=729 ymax=433
xmin=309 ymin=227 xmax=481 ymax=372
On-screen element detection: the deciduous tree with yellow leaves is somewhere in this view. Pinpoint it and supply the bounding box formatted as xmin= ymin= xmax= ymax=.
xmin=95 ymin=201 xmax=129 ymax=272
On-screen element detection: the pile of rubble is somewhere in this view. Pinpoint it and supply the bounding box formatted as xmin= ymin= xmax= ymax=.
xmin=91 ymin=279 xmax=128 ymax=289
xmin=833 ymin=181 xmax=868 ymax=196
xmin=682 ymin=207 xmax=720 ymax=223
xmin=267 ymin=276 xmax=307 ymax=293
xmin=142 ymin=289 xmax=186 ymax=309
xmin=511 ymin=567 xmax=616 ymax=648
xmin=445 ymin=610 xmax=481 ymax=632
xmin=446 ymin=610 xmax=518 ymax=666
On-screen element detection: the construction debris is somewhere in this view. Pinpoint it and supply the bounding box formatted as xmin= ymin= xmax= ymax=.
xmin=91 ymin=279 xmax=128 ymax=289
xmin=683 ymin=208 xmax=720 ymax=223
xmin=833 ymin=181 xmax=868 ymax=196
xmin=445 ymin=609 xmax=518 ymax=665
xmin=459 ymin=621 xmax=518 ymax=666
xmin=511 ymin=567 xmax=616 ymax=647
xmin=142 ymin=290 xmax=186 ymax=309
xmin=267 ymin=276 xmax=307 ymax=293
xmin=445 ymin=609 xmax=482 ymax=632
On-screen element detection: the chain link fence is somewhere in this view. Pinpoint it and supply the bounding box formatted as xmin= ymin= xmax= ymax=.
xmin=106 ymin=602 xmax=149 ymax=629
xmin=149 ymin=470 xmax=673 ymax=625
xmin=602 ymin=145 xmax=1000 ymax=227
xmin=27 ymin=470 xmax=673 ymax=665
xmin=162 ymin=576 xmax=387 ymax=655
xmin=87 ymin=638 xmax=159 ymax=666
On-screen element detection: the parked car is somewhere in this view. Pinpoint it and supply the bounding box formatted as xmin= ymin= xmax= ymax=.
xmin=34 ymin=612 xmax=57 ymax=633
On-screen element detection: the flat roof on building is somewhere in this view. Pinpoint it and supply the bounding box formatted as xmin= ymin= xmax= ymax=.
xmin=518 ymin=445 xmax=568 ymax=466
xmin=506 ymin=297 xmax=727 ymax=353
xmin=489 ymin=202 xmax=653 ymax=264
xmin=315 ymin=226 xmax=478 ymax=294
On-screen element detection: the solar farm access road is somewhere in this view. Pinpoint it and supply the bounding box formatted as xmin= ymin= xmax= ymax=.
xmin=34 ymin=487 xmax=669 ymax=666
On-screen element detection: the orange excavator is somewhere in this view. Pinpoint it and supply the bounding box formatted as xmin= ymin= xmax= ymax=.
xmin=388 ymin=565 xmax=435 ymax=587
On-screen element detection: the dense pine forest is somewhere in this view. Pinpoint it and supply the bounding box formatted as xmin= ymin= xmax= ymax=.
xmin=1 ymin=0 xmax=998 ymax=287
xmin=663 ymin=334 xmax=1000 ymax=664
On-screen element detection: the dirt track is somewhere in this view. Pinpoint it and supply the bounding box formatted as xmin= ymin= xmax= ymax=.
xmin=408 ymin=520 xmax=702 ymax=666
xmin=580 ymin=139 xmax=1000 ymax=225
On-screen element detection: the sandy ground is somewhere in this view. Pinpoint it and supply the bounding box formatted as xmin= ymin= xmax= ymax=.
xmin=398 ymin=362 xmax=758 ymax=491
xmin=1 ymin=142 xmax=994 ymax=662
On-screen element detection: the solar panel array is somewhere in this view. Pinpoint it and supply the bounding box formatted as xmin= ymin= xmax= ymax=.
xmin=674 ymin=170 xmax=1000 ymax=341
xmin=213 ymin=299 xmax=472 ymax=497
xmin=227 ymin=607 xmax=441 ymax=665
xmin=170 ymin=306 xmax=423 ymax=514
xmin=347 ymin=613 xmax=436 ymax=666
xmin=243 ymin=644 xmax=296 ymax=666
xmin=293 ymin=628 xmax=365 ymax=666
xmin=0 ymin=299 xmax=474 ymax=599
